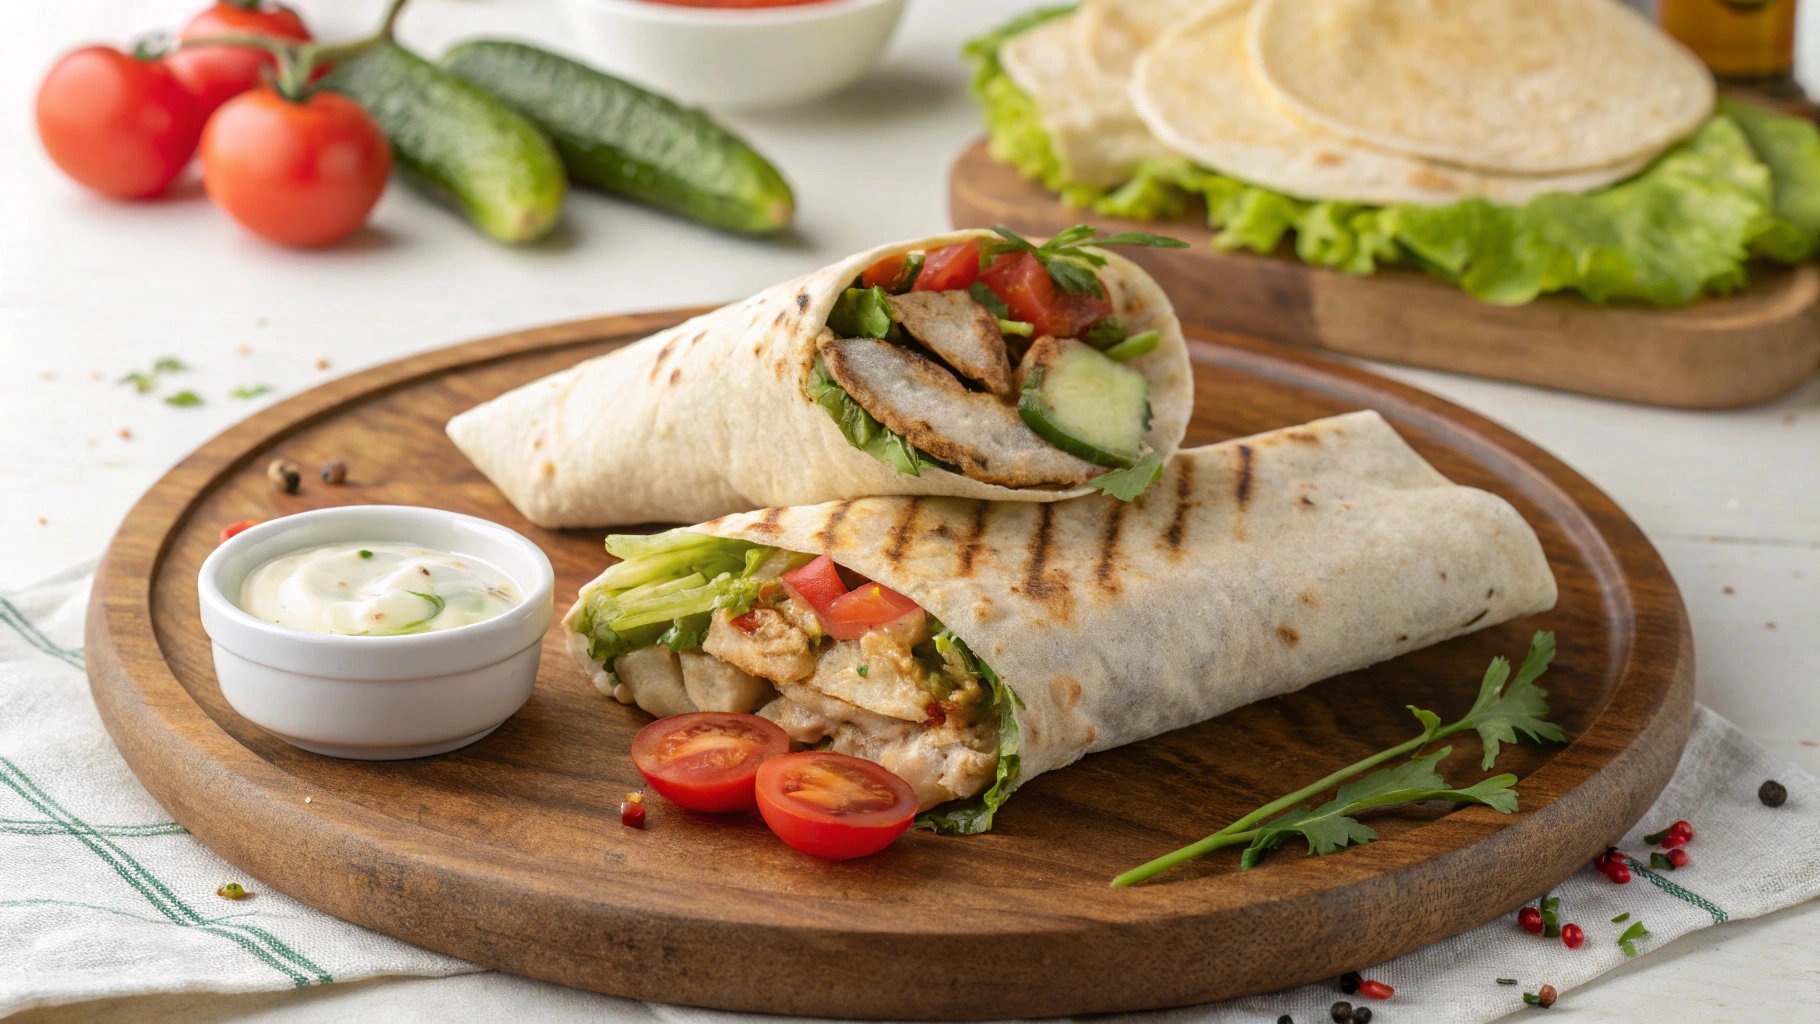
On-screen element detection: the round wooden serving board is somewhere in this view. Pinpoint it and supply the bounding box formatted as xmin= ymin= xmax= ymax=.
xmin=87 ymin=311 xmax=1693 ymax=1019
xmin=951 ymin=138 xmax=1820 ymax=410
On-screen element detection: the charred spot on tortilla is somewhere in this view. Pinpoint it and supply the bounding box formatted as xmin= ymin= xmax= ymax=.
xmin=669 ymin=368 xmax=682 ymax=386
xmin=1287 ymin=430 xmax=1319 ymax=444
xmin=818 ymin=335 xmax=1101 ymax=488
xmin=1406 ymin=169 xmax=1462 ymax=193
xmin=884 ymin=498 xmax=924 ymax=566
xmin=648 ymin=336 xmax=679 ymax=382
xmin=1301 ymin=588 xmax=1319 ymax=607
xmin=1301 ymin=495 xmax=1316 ymax=507
xmin=957 ymin=502 xmax=990 ymax=577
xmin=884 ymin=290 xmax=1015 ymax=397
xmin=795 ymin=292 xmax=809 ymax=311
xmin=1234 ymin=444 xmax=1255 ymax=507
xmin=1276 ymin=625 xmax=1301 ymax=645
xmin=748 ymin=507 xmax=785 ymax=535
xmin=814 ymin=500 xmax=854 ymax=548
xmin=1093 ymin=500 xmax=1127 ymax=595
xmin=1163 ymin=458 xmax=1198 ymax=552
xmin=1463 ymin=609 xmax=1490 ymax=628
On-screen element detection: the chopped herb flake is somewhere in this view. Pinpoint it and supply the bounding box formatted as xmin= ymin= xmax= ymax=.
xmin=1611 ymin=912 xmax=1630 ymax=923
xmin=151 ymin=357 xmax=188 ymax=374
xmin=1496 ymin=978 xmax=1518 ymax=985
xmin=230 ymin=384 xmax=274 ymax=399
xmin=981 ymin=224 xmax=1188 ymax=299
xmin=1617 ymin=920 xmax=1649 ymax=958
xmin=358 ymin=550 xmax=373 ymax=559
xmin=855 ymin=664 xmax=869 ymax=678
xmin=163 ymin=390 xmax=203 ymax=407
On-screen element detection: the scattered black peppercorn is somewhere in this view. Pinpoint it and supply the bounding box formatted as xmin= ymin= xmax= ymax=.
xmin=266 ymin=458 xmax=300 ymax=495
xmin=1278 ymin=1016 xmax=1293 ymax=1024
xmin=1350 ymin=1007 xmax=1372 ymax=1024
xmin=1340 ymin=972 xmax=1361 ymax=995
xmin=1759 ymin=779 xmax=1787 ymax=807
xmin=320 ymin=458 xmax=347 ymax=485
xmin=1330 ymin=1002 xmax=1353 ymax=1023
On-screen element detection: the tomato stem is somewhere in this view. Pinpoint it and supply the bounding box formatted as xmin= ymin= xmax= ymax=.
xmin=176 ymin=0 xmax=414 ymax=100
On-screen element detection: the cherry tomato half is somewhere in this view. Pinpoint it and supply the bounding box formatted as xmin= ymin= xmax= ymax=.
xmin=781 ymin=554 xmax=846 ymax=617
xmin=914 ymin=239 xmax=983 ymax=292
xmin=35 ymin=47 xmax=205 ymax=199
xmin=630 ymin=712 xmax=789 ymax=813
xmin=979 ymin=250 xmax=1110 ymax=339
xmin=756 ymin=752 xmax=917 ymax=860
xmin=201 ymin=88 xmax=390 ymax=248
xmin=821 ymin=582 xmax=920 ymax=641
xmin=168 ymin=1 xmax=313 ymax=118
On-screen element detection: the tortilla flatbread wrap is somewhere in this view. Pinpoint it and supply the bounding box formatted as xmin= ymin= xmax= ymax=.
xmin=448 ymin=229 xmax=1193 ymax=528
xmin=1131 ymin=1 xmax=1651 ymax=206
xmin=563 ymin=411 xmax=1558 ymax=830
xmin=1249 ymin=0 xmax=1715 ymax=175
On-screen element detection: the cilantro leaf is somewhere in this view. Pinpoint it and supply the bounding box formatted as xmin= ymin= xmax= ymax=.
xmin=1088 ymin=451 xmax=1164 ymax=501
xmin=119 ymin=372 xmax=155 ymax=394
xmin=229 ymin=384 xmax=273 ymax=400
xmin=1617 ymin=920 xmax=1649 ymax=958
xmin=968 ymin=280 xmax=1010 ymax=318
xmin=1457 ymin=631 xmax=1565 ymax=768
xmin=163 ymin=390 xmax=203 ymax=407
xmin=151 ymin=357 xmax=188 ymax=375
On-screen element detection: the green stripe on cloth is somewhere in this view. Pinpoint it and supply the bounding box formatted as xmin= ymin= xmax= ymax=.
xmin=0 ymin=818 xmax=187 ymax=837
xmin=1624 ymin=855 xmax=1730 ymax=924
xmin=0 ymin=597 xmax=83 ymax=670
xmin=0 ymin=757 xmax=332 ymax=986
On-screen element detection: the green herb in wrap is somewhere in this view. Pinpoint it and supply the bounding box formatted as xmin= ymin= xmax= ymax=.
xmin=806 ymin=356 xmax=953 ymax=478
xmin=574 ymin=530 xmax=772 ymax=662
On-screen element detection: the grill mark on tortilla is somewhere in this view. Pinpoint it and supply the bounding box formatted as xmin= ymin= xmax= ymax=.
xmin=1234 ymin=444 xmax=1255 ymax=507
xmin=884 ymin=499 xmax=923 ymax=567
xmin=956 ymin=502 xmax=990 ymax=577
xmin=1286 ymin=429 xmax=1320 ymax=444
xmin=815 ymin=500 xmax=853 ymax=548
xmin=1020 ymin=503 xmax=1072 ymax=619
xmin=1462 ymin=608 xmax=1489 ymax=628
xmin=795 ymin=292 xmax=810 ymax=312
xmin=648 ymin=337 xmax=680 ymax=382
xmin=1163 ymin=458 xmax=1198 ymax=553
xmin=1276 ymin=625 xmax=1300 ymax=645
xmin=668 ymin=368 xmax=682 ymax=386
xmin=750 ymin=507 xmax=786 ymax=536
xmin=1301 ymin=588 xmax=1318 ymax=607
xmin=1093 ymin=500 xmax=1127 ymax=594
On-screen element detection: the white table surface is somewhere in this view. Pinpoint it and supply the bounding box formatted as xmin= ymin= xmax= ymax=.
xmin=4 ymin=0 xmax=1818 ymax=1020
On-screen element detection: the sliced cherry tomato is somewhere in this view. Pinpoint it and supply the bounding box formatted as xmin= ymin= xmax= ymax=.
xmin=630 ymin=712 xmax=789 ymax=813
xmin=781 ymin=554 xmax=847 ymax=616
xmin=859 ymin=254 xmax=907 ymax=290
xmin=979 ymin=251 xmax=1110 ymax=339
xmin=821 ymin=582 xmax=920 ymax=641
xmin=168 ymin=2 xmax=314 ymax=118
xmin=914 ymin=239 xmax=983 ymax=292
xmin=201 ymin=88 xmax=390 ymax=247
xmin=35 ymin=47 xmax=205 ymax=199
xmin=755 ymin=751 xmax=917 ymax=860
xmin=217 ymin=519 xmax=261 ymax=544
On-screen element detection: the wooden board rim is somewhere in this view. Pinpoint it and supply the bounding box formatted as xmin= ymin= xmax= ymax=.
xmin=85 ymin=310 xmax=1694 ymax=1018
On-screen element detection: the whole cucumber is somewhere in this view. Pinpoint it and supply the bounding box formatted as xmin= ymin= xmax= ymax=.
xmin=440 ymin=41 xmax=794 ymax=235
xmin=324 ymin=43 xmax=566 ymax=244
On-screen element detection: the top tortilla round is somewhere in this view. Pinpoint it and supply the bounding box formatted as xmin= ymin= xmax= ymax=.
xmin=1076 ymin=0 xmax=1240 ymax=78
xmin=1249 ymin=0 xmax=1715 ymax=175
xmin=1131 ymin=1 xmax=1650 ymax=206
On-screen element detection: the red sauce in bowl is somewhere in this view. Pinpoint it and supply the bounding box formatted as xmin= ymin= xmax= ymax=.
xmin=639 ymin=0 xmax=837 ymax=7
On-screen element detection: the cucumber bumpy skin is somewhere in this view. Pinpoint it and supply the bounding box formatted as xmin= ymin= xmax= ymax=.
xmin=323 ymin=43 xmax=567 ymax=244
xmin=441 ymin=41 xmax=794 ymax=235
xmin=1017 ymin=337 xmax=1150 ymax=469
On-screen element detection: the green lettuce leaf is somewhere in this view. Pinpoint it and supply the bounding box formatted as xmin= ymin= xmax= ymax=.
xmin=807 ymin=356 xmax=953 ymax=477
xmin=915 ymin=632 xmax=1022 ymax=835
xmin=1720 ymin=97 xmax=1820 ymax=263
xmin=962 ymin=4 xmax=1104 ymax=208
xmin=574 ymin=530 xmax=771 ymax=661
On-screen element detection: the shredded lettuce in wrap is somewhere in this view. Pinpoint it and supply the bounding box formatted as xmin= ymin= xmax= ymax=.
xmin=807 ymin=355 xmax=955 ymax=477
xmin=573 ymin=530 xmax=774 ymax=663
xmin=966 ymin=15 xmax=1820 ymax=306
xmin=915 ymin=631 xmax=1023 ymax=836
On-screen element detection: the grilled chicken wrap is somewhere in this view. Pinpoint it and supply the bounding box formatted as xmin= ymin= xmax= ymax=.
xmin=562 ymin=411 xmax=1557 ymax=831
xmin=449 ymin=228 xmax=1194 ymax=529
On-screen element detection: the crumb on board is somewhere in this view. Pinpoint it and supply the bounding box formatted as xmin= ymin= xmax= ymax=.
xmin=238 ymin=344 xmax=252 ymax=356
xmin=1767 ymin=622 xmax=1777 ymax=630
xmin=37 ymin=517 xmax=47 ymax=526
xmin=315 ymin=358 xmax=331 ymax=371
xmin=119 ymin=428 xmax=133 ymax=440
xmin=1723 ymin=586 xmax=1734 ymax=595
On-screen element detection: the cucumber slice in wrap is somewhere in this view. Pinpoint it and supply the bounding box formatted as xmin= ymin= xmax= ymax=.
xmin=1016 ymin=336 xmax=1150 ymax=468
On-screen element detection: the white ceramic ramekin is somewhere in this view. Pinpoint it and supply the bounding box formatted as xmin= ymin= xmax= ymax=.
xmin=197 ymin=506 xmax=555 ymax=760
xmin=561 ymin=0 xmax=907 ymax=109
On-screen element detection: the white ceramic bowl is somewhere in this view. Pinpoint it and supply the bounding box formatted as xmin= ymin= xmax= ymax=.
xmin=561 ymin=0 xmax=907 ymax=109
xmin=197 ymin=506 xmax=555 ymax=760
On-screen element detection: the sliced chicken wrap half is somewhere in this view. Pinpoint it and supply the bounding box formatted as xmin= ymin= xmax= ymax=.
xmin=448 ymin=227 xmax=1194 ymax=529
xmin=561 ymin=411 xmax=1558 ymax=832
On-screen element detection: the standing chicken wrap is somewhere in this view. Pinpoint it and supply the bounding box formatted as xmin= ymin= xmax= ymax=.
xmin=562 ymin=411 xmax=1558 ymax=832
xmin=448 ymin=227 xmax=1194 ymax=528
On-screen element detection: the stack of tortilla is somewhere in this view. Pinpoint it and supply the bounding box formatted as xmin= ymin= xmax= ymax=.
xmin=1004 ymin=0 xmax=1715 ymax=205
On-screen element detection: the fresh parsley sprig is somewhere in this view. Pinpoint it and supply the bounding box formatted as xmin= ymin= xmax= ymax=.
xmin=1111 ymin=631 xmax=1563 ymax=887
xmin=982 ymin=225 xmax=1188 ymax=299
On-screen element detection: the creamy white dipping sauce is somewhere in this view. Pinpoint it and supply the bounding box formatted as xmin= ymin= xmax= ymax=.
xmin=237 ymin=543 xmax=522 ymax=636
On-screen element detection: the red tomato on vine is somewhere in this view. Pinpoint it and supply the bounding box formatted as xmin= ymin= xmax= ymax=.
xmin=36 ymin=46 xmax=206 ymax=199
xmin=167 ymin=1 xmax=314 ymax=117
xmin=201 ymin=88 xmax=391 ymax=247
